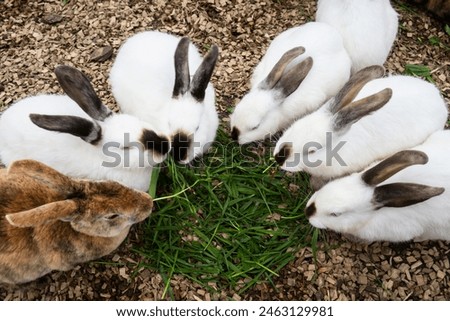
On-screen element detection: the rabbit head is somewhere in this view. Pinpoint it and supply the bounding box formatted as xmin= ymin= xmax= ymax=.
xmin=4 ymin=159 xmax=153 ymax=238
xmin=29 ymin=65 xmax=171 ymax=168
xmin=169 ymin=37 xmax=219 ymax=163
xmin=305 ymin=150 xmax=444 ymax=235
xmin=274 ymin=65 xmax=392 ymax=172
xmin=230 ymin=46 xmax=313 ymax=145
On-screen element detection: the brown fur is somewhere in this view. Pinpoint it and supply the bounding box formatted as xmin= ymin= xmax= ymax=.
xmin=407 ymin=0 xmax=450 ymax=21
xmin=0 ymin=160 xmax=153 ymax=284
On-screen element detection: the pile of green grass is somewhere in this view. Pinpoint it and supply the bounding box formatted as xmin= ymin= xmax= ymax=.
xmin=135 ymin=128 xmax=314 ymax=298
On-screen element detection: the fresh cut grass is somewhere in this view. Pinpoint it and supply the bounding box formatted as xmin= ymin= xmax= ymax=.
xmin=135 ymin=127 xmax=314 ymax=298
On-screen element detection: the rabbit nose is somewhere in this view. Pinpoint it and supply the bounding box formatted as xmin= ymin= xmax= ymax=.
xmin=274 ymin=143 xmax=291 ymax=166
xmin=231 ymin=127 xmax=240 ymax=142
xmin=141 ymin=129 xmax=171 ymax=156
xmin=305 ymin=202 xmax=316 ymax=218
xmin=172 ymin=132 xmax=191 ymax=162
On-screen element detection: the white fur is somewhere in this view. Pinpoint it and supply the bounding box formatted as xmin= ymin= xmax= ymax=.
xmin=230 ymin=22 xmax=352 ymax=145
xmin=307 ymin=130 xmax=450 ymax=242
xmin=316 ymin=0 xmax=398 ymax=73
xmin=109 ymin=31 xmax=218 ymax=163
xmin=0 ymin=95 xmax=167 ymax=191
xmin=275 ymin=75 xmax=448 ymax=178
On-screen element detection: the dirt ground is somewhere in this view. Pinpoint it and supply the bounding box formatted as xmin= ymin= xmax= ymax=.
xmin=0 ymin=0 xmax=449 ymax=300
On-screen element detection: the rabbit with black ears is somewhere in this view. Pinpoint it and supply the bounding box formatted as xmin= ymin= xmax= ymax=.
xmin=229 ymin=22 xmax=352 ymax=145
xmin=0 ymin=65 xmax=170 ymax=191
xmin=316 ymin=0 xmax=398 ymax=73
xmin=306 ymin=131 xmax=450 ymax=242
xmin=274 ymin=65 xmax=448 ymax=187
xmin=0 ymin=159 xmax=153 ymax=284
xmin=109 ymin=31 xmax=219 ymax=164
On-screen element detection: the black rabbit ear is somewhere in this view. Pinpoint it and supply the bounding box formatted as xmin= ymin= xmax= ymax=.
xmin=333 ymin=88 xmax=392 ymax=132
xmin=330 ymin=65 xmax=386 ymax=114
xmin=190 ymin=44 xmax=219 ymax=102
xmin=259 ymin=46 xmax=306 ymax=91
xmin=173 ymin=37 xmax=191 ymax=98
xmin=362 ymin=150 xmax=428 ymax=186
xmin=273 ymin=56 xmax=313 ymax=98
xmin=373 ymin=183 xmax=444 ymax=209
xmin=54 ymin=65 xmax=112 ymax=121
xmin=30 ymin=114 xmax=102 ymax=145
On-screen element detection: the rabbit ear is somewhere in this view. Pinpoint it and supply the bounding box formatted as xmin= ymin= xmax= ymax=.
xmin=259 ymin=46 xmax=306 ymax=91
xmin=30 ymin=114 xmax=102 ymax=145
xmin=330 ymin=65 xmax=386 ymax=114
xmin=5 ymin=200 xmax=79 ymax=228
xmin=54 ymin=65 xmax=112 ymax=121
xmin=273 ymin=56 xmax=313 ymax=98
xmin=7 ymin=159 xmax=71 ymax=182
xmin=190 ymin=44 xmax=219 ymax=102
xmin=332 ymin=88 xmax=392 ymax=132
xmin=362 ymin=150 xmax=429 ymax=186
xmin=173 ymin=37 xmax=191 ymax=98
xmin=373 ymin=183 xmax=444 ymax=209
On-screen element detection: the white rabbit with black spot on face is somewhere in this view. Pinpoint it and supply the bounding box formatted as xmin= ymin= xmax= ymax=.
xmin=0 ymin=65 xmax=171 ymax=192
xmin=316 ymin=0 xmax=399 ymax=74
xmin=306 ymin=131 xmax=450 ymax=242
xmin=274 ymin=65 xmax=448 ymax=186
xmin=229 ymin=22 xmax=352 ymax=145
xmin=109 ymin=31 xmax=219 ymax=164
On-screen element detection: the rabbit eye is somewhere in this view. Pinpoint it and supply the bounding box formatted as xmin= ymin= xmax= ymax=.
xmin=105 ymin=214 xmax=120 ymax=220
xmin=330 ymin=212 xmax=341 ymax=217
xmin=250 ymin=124 xmax=259 ymax=131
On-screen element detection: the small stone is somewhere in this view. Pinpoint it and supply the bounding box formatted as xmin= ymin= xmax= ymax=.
xmin=42 ymin=13 xmax=63 ymax=25
xmin=90 ymin=46 xmax=113 ymax=62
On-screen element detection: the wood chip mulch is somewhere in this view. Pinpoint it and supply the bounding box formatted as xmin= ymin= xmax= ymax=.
xmin=0 ymin=0 xmax=449 ymax=301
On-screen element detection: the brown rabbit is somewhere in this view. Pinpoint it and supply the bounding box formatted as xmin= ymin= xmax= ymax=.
xmin=0 ymin=159 xmax=153 ymax=284
xmin=406 ymin=0 xmax=450 ymax=21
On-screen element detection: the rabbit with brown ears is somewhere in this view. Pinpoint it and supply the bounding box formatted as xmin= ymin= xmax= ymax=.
xmin=0 ymin=159 xmax=153 ymax=285
xmin=306 ymin=131 xmax=450 ymax=242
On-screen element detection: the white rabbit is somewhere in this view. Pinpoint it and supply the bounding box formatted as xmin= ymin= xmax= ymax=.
xmin=0 ymin=65 xmax=170 ymax=192
xmin=274 ymin=65 xmax=448 ymax=184
xmin=109 ymin=31 xmax=219 ymax=164
xmin=229 ymin=22 xmax=352 ymax=145
xmin=306 ymin=132 xmax=450 ymax=242
xmin=316 ymin=0 xmax=398 ymax=73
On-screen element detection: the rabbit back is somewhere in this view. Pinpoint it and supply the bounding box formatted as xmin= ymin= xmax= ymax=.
xmin=310 ymin=75 xmax=447 ymax=178
xmin=110 ymin=31 xmax=214 ymax=123
xmin=0 ymin=94 xmax=154 ymax=191
xmin=316 ymin=0 xmax=398 ymax=73
xmin=253 ymin=22 xmax=351 ymax=115
xmin=0 ymin=160 xmax=152 ymax=284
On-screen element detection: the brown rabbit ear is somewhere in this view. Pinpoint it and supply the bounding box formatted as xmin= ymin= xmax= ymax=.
xmin=173 ymin=37 xmax=191 ymax=98
xmin=273 ymin=56 xmax=313 ymax=98
xmin=7 ymin=159 xmax=72 ymax=182
xmin=30 ymin=114 xmax=102 ymax=145
xmin=333 ymin=88 xmax=392 ymax=132
xmin=259 ymin=46 xmax=307 ymax=91
xmin=190 ymin=44 xmax=219 ymax=102
xmin=373 ymin=183 xmax=444 ymax=209
xmin=330 ymin=65 xmax=386 ymax=114
xmin=362 ymin=150 xmax=429 ymax=186
xmin=54 ymin=65 xmax=112 ymax=121
xmin=5 ymin=200 xmax=79 ymax=228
